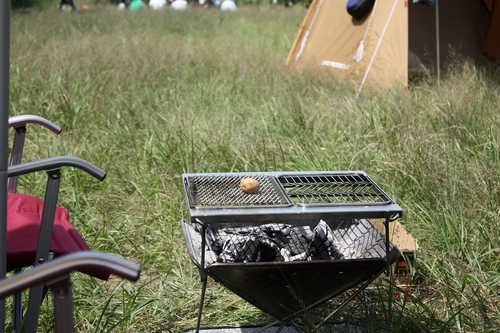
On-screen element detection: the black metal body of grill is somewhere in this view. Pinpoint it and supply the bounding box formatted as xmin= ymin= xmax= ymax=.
xmin=181 ymin=171 xmax=403 ymax=332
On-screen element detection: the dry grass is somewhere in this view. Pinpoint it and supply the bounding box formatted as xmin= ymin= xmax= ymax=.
xmin=6 ymin=4 xmax=500 ymax=332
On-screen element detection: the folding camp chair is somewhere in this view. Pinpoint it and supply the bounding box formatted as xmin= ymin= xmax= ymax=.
xmin=6 ymin=116 xmax=142 ymax=333
xmin=7 ymin=116 xmax=110 ymax=332
xmin=7 ymin=156 xmax=108 ymax=333
xmin=0 ymin=251 xmax=140 ymax=333
xmin=8 ymin=115 xmax=62 ymax=330
xmin=4 ymin=116 xmax=139 ymax=332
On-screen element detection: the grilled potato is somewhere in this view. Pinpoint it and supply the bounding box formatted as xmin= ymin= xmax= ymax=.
xmin=240 ymin=177 xmax=260 ymax=194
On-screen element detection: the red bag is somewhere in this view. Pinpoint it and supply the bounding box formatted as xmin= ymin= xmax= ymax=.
xmin=7 ymin=193 xmax=109 ymax=280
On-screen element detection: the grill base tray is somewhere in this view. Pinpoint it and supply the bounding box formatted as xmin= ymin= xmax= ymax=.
xmin=182 ymin=218 xmax=400 ymax=321
xmin=207 ymin=259 xmax=390 ymax=321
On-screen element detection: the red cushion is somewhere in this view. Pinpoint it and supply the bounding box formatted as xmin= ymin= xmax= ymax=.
xmin=7 ymin=193 xmax=109 ymax=280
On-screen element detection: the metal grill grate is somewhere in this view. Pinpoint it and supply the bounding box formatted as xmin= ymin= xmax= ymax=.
xmin=278 ymin=173 xmax=392 ymax=206
xmin=185 ymin=174 xmax=292 ymax=209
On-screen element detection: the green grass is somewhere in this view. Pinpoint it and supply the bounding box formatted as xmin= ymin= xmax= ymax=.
xmin=6 ymin=3 xmax=500 ymax=332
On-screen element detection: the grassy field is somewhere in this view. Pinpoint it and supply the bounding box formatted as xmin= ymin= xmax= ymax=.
xmin=6 ymin=3 xmax=500 ymax=332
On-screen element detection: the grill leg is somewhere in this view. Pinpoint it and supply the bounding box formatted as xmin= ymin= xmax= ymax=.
xmin=195 ymin=275 xmax=208 ymax=333
xmin=288 ymin=320 xmax=307 ymax=333
xmin=384 ymin=218 xmax=394 ymax=328
xmin=247 ymin=320 xmax=281 ymax=333
xmin=314 ymin=270 xmax=384 ymax=331
xmin=384 ymin=219 xmax=391 ymax=276
xmin=247 ymin=321 xmax=296 ymax=333
xmin=274 ymin=324 xmax=287 ymax=333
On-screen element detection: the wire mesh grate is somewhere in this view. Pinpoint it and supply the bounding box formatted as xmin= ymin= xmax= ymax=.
xmin=185 ymin=174 xmax=292 ymax=208
xmin=278 ymin=173 xmax=392 ymax=205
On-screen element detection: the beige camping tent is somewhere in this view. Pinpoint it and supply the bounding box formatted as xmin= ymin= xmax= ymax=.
xmin=287 ymin=0 xmax=500 ymax=96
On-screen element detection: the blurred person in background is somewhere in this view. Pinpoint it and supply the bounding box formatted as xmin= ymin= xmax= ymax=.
xmin=118 ymin=2 xmax=126 ymax=9
xmin=118 ymin=0 xmax=130 ymax=10
xmin=59 ymin=0 xmax=77 ymax=11
xmin=201 ymin=0 xmax=213 ymax=8
xmin=130 ymin=0 xmax=146 ymax=11
xmin=150 ymin=0 xmax=167 ymax=9
xmin=170 ymin=0 xmax=188 ymax=10
xmin=220 ymin=0 xmax=236 ymax=11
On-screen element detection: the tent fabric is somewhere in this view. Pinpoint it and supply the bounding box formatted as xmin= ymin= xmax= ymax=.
xmin=287 ymin=0 xmax=498 ymax=94
xmin=484 ymin=1 xmax=500 ymax=58
xmin=6 ymin=193 xmax=110 ymax=280
xmin=287 ymin=0 xmax=407 ymax=92
xmin=409 ymin=0 xmax=492 ymax=70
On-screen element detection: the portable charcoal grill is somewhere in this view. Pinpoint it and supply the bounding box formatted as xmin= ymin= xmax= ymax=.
xmin=181 ymin=171 xmax=403 ymax=332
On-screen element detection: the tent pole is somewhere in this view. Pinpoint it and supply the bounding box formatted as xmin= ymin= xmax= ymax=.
xmin=436 ymin=0 xmax=440 ymax=85
xmin=356 ymin=0 xmax=398 ymax=99
xmin=0 ymin=0 xmax=10 ymax=331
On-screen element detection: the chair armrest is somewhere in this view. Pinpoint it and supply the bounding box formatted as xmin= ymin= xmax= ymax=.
xmin=0 ymin=251 xmax=140 ymax=299
xmin=8 ymin=115 xmax=63 ymax=194
xmin=8 ymin=156 xmax=106 ymax=181
xmin=9 ymin=115 xmax=62 ymax=135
